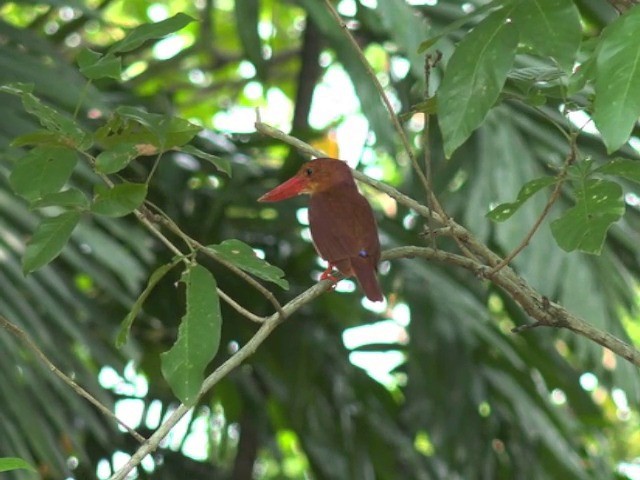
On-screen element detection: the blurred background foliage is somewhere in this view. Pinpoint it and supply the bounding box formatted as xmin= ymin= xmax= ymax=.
xmin=0 ymin=0 xmax=640 ymax=479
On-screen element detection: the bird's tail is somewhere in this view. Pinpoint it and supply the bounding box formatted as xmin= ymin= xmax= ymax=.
xmin=351 ymin=257 xmax=383 ymax=302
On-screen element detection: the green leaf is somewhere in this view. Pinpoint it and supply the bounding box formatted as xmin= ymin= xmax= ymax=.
xmin=438 ymin=8 xmax=518 ymax=157
xmin=96 ymin=142 xmax=140 ymax=174
xmin=11 ymin=129 xmax=74 ymax=148
xmin=116 ymin=259 xmax=180 ymax=348
xmin=31 ymin=188 xmax=89 ymax=209
xmin=487 ymin=176 xmax=557 ymax=221
xmin=0 ymin=457 xmax=36 ymax=473
xmin=512 ymin=0 xmax=581 ymax=71
xmin=180 ymin=145 xmax=231 ymax=176
xmin=115 ymin=106 xmax=201 ymax=149
xmin=0 ymin=82 xmax=34 ymax=96
xmin=77 ymin=48 xmax=122 ymax=80
xmin=418 ymin=1 xmax=503 ymax=53
xmin=91 ymin=183 xmax=147 ymax=217
xmin=551 ymin=179 xmax=625 ymax=254
xmin=17 ymin=91 xmax=90 ymax=150
xmin=10 ymin=146 xmax=78 ymax=202
xmin=234 ymin=0 xmax=265 ymax=76
xmin=23 ymin=211 xmax=81 ymax=273
xmin=206 ymin=239 xmax=289 ymax=289
xmin=161 ymin=264 xmax=222 ymax=406
xmin=592 ymin=6 xmax=640 ymax=153
xmin=596 ymin=157 xmax=640 ymax=184
xmin=109 ymin=13 xmax=195 ymax=54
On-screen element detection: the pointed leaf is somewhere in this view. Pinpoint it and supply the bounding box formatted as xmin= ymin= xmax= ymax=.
xmin=596 ymin=158 xmax=640 ymax=184
xmin=551 ymin=179 xmax=625 ymax=254
xmin=206 ymin=239 xmax=289 ymax=289
xmin=180 ymin=145 xmax=231 ymax=176
xmin=161 ymin=265 xmax=222 ymax=406
xmin=418 ymin=1 xmax=501 ymax=53
xmin=487 ymin=176 xmax=556 ymax=221
xmin=438 ymin=8 xmax=518 ymax=157
xmin=77 ymin=48 xmax=122 ymax=80
xmin=21 ymin=92 xmax=91 ymax=150
xmin=91 ymin=183 xmax=147 ymax=217
xmin=109 ymin=13 xmax=196 ymax=54
xmin=23 ymin=211 xmax=81 ymax=273
xmin=115 ymin=106 xmax=201 ymax=148
xmin=0 ymin=457 xmax=36 ymax=473
xmin=592 ymin=6 xmax=640 ymax=153
xmin=31 ymin=188 xmax=89 ymax=209
xmin=11 ymin=129 xmax=74 ymax=148
xmin=117 ymin=259 xmax=180 ymax=347
xmin=512 ymin=0 xmax=581 ymax=71
xmin=96 ymin=142 xmax=140 ymax=174
xmin=10 ymin=147 xmax=78 ymax=202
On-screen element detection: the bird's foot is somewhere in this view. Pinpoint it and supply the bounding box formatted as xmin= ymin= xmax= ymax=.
xmin=320 ymin=266 xmax=339 ymax=290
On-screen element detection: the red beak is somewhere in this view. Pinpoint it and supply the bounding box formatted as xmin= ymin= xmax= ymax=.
xmin=258 ymin=175 xmax=308 ymax=202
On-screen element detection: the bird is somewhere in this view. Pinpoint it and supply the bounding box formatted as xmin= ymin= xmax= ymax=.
xmin=259 ymin=157 xmax=383 ymax=302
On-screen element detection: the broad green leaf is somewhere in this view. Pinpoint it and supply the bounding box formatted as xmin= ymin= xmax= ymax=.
xmin=418 ymin=1 xmax=503 ymax=53
xmin=551 ymin=179 xmax=624 ymax=254
xmin=0 ymin=457 xmax=36 ymax=473
xmin=10 ymin=146 xmax=78 ymax=202
xmin=96 ymin=142 xmax=140 ymax=174
xmin=592 ymin=6 xmax=640 ymax=153
xmin=10 ymin=90 xmax=91 ymax=150
xmin=77 ymin=48 xmax=122 ymax=80
xmin=487 ymin=176 xmax=556 ymax=221
xmin=512 ymin=0 xmax=581 ymax=71
xmin=23 ymin=211 xmax=81 ymax=273
xmin=91 ymin=183 xmax=147 ymax=217
xmin=596 ymin=157 xmax=640 ymax=184
xmin=161 ymin=264 xmax=222 ymax=406
xmin=31 ymin=188 xmax=89 ymax=209
xmin=180 ymin=145 xmax=231 ymax=176
xmin=234 ymin=0 xmax=265 ymax=76
xmin=438 ymin=8 xmax=518 ymax=157
xmin=11 ymin=129 xmax=73 ymax=148
xmin=109 ymin=13 xmax=195 ymax=54
xmin=116 ymin=259 xmax=180 ymax=347
xmin=206 ymin=239 xmax=289 ymax=289
xmin=115 ymin=106 xmax=201 ymax=148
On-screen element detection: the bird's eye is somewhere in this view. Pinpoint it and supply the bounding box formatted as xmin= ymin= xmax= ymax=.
xmin=305 ymin=168 xmax=313 ymax=176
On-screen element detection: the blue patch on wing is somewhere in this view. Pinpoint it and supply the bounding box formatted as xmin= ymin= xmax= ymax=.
xmin=358 ymin=249 xmax=369 ymax=258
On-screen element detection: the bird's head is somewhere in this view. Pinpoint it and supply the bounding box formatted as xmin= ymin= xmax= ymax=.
xmin=258 ymin=158 xmax=354 ymax=202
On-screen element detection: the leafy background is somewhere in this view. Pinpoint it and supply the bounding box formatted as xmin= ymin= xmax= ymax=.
xmin=1 ymin=0 xmax=640 ymax=479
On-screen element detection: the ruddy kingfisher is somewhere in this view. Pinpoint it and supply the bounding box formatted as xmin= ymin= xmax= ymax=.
xmin=259 ymin=158 xmax=383 ymax=302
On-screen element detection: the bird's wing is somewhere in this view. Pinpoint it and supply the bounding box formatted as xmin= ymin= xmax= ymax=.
xmin=308 ymin=188 xmax=380 ymax=265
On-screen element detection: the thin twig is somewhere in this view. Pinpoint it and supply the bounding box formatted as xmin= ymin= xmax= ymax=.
xmin=382 ymin=247 xmax=640 ymax=366
xmin=109 ymin=239 xmax=640 ymax=479
xmin=488 ymin=135 xmax=577 ymax=274
xmin=0 ymin=315 xmax=146 ymax=444
xmin=217 ymin=288 xmax=266 ymax=324
xmin=109 ymin=279 xmax=332 ymax=480
xmin=146 ymin=205 xmax=286 ymax=319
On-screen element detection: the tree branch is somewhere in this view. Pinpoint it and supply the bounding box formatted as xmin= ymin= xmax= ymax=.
xmin=109 ymin=280 xmax=331 ymax=480
xmin=0 ymin=315 xmax=146 ymax=444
